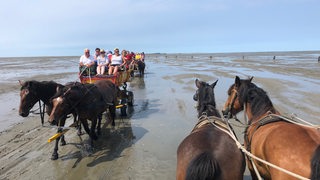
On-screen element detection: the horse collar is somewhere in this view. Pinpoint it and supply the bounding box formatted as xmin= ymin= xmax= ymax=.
xmin=193 ymin=115 xmax=228 ymax=133
xmin=244 ymin=114 xmax=283 ymax=152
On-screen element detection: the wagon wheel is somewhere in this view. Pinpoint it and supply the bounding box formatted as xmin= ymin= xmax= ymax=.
xmin=127 ymin=91 xmax=134 ymax=106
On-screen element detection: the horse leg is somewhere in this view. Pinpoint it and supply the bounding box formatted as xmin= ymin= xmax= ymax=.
xmin=97 ymin=113 xmax=102 ymax=135
xmin=60 ymin=134 xmax=66 ymax=146
xmin=77 ymin=121 xmax=82 ymax=136
xmin=73 ymin=113 xmax=82 ymax=136
xmin=90 ymin=118 xmax=98 ymax=141
xmin=109 ymin=105 xmax=116 ymax=126
xmin=52 ymin=136 xmax=60 ymax=160
xmin=81 ymin=119 xmax=91 ymax=135
xmin=142 ymin=65 xmax=145 ymax=75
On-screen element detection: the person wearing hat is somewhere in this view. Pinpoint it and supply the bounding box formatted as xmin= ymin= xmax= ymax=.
xmin=108 ymin=48 xmax=125 ymax=75
xmin=96 ymin=49 xmax=110 ymax=75
xmin=79 ymin=48 xmax=95 ymax=75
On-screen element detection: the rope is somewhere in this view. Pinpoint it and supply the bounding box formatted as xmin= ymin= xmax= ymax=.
xmin=221 ymin=115 xmax=310 ymax=180
xmin=269 ymin=113 xmax=320 ymax=129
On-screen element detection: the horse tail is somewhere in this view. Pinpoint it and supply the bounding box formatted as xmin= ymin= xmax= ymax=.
xmin=311 ymin=145 xmax=320 ymax=180
xmin=186 ymin=152 xmax=217 ymax=180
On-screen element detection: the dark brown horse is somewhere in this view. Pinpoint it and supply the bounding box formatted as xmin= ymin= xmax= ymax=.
xmin=222 ymin=76 xmax=320 ymax=180
xmin=176 ymin=79 xmax=245 ymax=180
xmin=19 ymin=80 xmax=80 ymax=160
xmin=49 ymin=79 xmax=117 ymax=158
xmin=136 ymin=60 xmax=145 ymax=77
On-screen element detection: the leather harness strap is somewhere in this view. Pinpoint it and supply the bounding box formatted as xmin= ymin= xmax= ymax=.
xmin=244 ymin=115 xmax=283 ymax=152
xmin=192 ymin=116 xmax=229 ymax=133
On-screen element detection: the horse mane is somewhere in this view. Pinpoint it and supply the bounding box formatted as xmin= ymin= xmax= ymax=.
xmin=21 ymin=80 xmax=58 ymax=90
xmin=238 ymin=80 xmax=276 ymax=119
xmin=21 ymin=80 xmax=61 ymax=104
xmin=51 ymin=81 xmax=82 ymax=100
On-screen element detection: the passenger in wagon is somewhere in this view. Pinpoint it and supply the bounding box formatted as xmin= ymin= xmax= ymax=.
xmin=79 ymin=48 xmax=96 ymax=76
xmin=124 ymin=50 xmax=134 ymax=70
xmin=108 ymin=48 xmax=125 ymax=75
xmin=93 ymin=48 xmax=101 ymax=61
xmin=96 ymin=49 xmax=110 ymax=75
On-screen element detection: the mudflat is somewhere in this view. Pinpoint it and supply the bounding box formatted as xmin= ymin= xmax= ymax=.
xmin=0 ymin=52 xmax=319 ymax=179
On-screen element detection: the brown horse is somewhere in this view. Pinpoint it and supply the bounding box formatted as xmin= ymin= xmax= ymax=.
xmin=176 ymin=79 xmax=245 ymax=180
xmin=19 ymin=80 xmax=80 ymax=160
xmin=49 ymin=79 xmax=117 ymax=159
xmin=222 ymin=76 xmax=320 ymax=180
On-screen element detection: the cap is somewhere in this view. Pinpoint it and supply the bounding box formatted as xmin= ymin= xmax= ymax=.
xmin=100 ymin=49 xmax=105 ymax=53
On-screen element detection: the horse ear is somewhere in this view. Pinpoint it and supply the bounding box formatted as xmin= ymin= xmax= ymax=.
xmin=249 ymin=76 xmax=254 ymax=82
xmin=18 ymin=80 xmax=24 ymax=86
xmin=211 ymin=79 xmax=218 ymax=88
xmin=235 ymin=76 xmax=241 ymax=87
xmin=195 ymin=79 xmax=201 ymax=88
xmin=56 ymin=85 xmax=63 ymax=93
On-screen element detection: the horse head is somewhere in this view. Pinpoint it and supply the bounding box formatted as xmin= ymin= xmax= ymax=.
xmin=19 ymin=80 xmax=40 ymax=117
xmin=222 ymin=76 xmax=254 ymax=118
xmin=193 ymin=79 xmax=219 ymax=117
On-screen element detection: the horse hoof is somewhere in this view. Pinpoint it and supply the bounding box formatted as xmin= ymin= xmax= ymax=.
xmin=77 ymin=131 xmax=83 ymax=136
xmin=60 ymin=141 xmax=66 ymax=146
xmin=92 ymin=134 xmax=98 ymax=141
xmin=51 ymin=153 xmax=58 ymax=160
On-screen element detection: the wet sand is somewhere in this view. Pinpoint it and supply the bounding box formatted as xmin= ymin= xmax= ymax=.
xmin=0 ymin=52 xmax=319 ymax=179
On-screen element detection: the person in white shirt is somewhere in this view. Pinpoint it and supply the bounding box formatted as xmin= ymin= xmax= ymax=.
xmin=108 ymin=48 xmax=125 ymax=75
xmin=79 ymin=48 xmax=95 ymax=75
xmin=96 ymin=49 xmax=110 ymax=75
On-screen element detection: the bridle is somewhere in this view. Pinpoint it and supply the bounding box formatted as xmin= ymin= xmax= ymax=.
xmin=223 ymin=89 xmax=238 ymax=119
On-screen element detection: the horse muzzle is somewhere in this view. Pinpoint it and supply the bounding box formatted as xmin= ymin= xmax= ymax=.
xmin=48 ymin=117 xmax=57 ymax=125
xmin=19 ymin=111 xmax=30 ymax=117
xmin=222 ymin=107 xmax=232 ymax=119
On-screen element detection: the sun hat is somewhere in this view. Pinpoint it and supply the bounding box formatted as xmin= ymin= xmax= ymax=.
xmin=100 ymin=49 xmax=105 ymax=53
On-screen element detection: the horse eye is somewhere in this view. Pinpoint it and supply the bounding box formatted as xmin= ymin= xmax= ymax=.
xmin=25 ymin=89 xmax=29 ymax=94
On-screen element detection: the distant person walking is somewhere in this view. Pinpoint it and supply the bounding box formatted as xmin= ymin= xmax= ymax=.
xmin=318 ymin=56 xmax=320 ymax=63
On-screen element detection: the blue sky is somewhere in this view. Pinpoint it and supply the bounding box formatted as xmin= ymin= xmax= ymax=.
xmin=0 ymin=0 xmax=319 ymax=57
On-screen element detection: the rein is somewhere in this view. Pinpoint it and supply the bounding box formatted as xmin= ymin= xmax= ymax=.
xmin=39 ymin=100 xmax=45 ymax=125
xmin=29 ymin=100 xmax=45 ymax=126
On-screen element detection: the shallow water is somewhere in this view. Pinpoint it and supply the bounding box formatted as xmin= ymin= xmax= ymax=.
xmin=0 ymin=51 xmax=319 ymax=179
xmin=0 ymin=51 xmax=320 ymax=131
